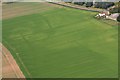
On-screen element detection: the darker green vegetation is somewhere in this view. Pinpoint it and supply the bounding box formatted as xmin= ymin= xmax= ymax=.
xmin=3 ymin=7 xmax=118 ymax=78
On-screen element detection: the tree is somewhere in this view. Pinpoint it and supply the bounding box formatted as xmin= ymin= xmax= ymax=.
xmin=74 ymin=2 xmax=85 ymax=5
xmin=94 ymin=2 xmax=104 ymax=8
xmin=77 ymin=2 xmax=85 ymax=5
xmin=86 ymin=2 xmax=93 ymax=7
xmin=109 ymin=2 xmax=120 ymax=13
xmin=94 ymin=2 xmax=114 ymax=9
xmin=109 ymin=7 xmax=120 ymax=13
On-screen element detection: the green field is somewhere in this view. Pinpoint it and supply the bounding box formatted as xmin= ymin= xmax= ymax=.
xmin=3 ymin=3 xmax=118 ymax=78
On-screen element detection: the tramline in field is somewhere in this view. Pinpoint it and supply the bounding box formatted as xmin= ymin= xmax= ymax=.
xmin=3 ymin=2 xmax=118 ymax=78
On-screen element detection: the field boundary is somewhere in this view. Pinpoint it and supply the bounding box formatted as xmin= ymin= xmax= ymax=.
xmin=1 ymin=43 xmax=26 ymax=78
xmin=49 ymin=2 xmax=105 ymax=12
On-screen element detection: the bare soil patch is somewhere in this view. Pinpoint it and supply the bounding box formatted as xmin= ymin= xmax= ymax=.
xmin=1 ymin=44 xmax=25 ymax=78
xmin=2 ymin=2 xmax=63 ymax=20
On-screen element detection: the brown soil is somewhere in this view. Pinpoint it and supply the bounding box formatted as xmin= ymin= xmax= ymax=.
xmin=2 ymin=2 xmax=63 ymax=20
xmin=1 ymin=43 xmax=25 ymax=78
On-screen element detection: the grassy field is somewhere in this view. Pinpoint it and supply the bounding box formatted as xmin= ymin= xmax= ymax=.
xmin=3 ymin=3 xmax=118 ymax=78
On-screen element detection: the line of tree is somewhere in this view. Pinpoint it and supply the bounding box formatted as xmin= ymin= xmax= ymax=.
xmin=63 ymin=1 xmax=120 ymax=22
xmin=74 ymin=2 xmax=93 ymax=7
xmin=75 ymin=2 xmax=115 ymax=9
xmin=94 ymin=2 xmax=114 ymax=9
xmin=64 ymin=0 xmax=115 ymax=9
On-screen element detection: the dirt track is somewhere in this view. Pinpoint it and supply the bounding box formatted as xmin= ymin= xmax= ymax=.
xmin=1 ymin=43 xmax=25 ymax=78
